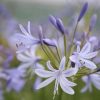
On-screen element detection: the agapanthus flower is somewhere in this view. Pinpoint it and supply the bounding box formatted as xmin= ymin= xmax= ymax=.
xmin=13 ymin=21 xmax=57 ymax=53
xmin=17 ymin=46 xmax=45 ymax=90
xmin=81 ymin=72 xmax=100 ymax=93
xmin=0 ymin=45 xmax=13 ymax=68
xmin=6 ymin=68 xmax=26 ymax=92
xmin=70 ymin=42 xmax=98 ymax=69
xmin=13 ymin=21 xmax=40 ymax=53
xmin=17 ymin=46 xmax=40 ymax=70
xmin=35 ymin=57 xmax=77 ymax=96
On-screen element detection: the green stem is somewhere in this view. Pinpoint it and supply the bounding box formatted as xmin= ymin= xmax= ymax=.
xmin=41 ymin=43 xmax=59 ymax=68
xmin=63 ymin=34 xmax=67 ymax=57
xmin=58 ymin=88 xmax=63 ymax=100
xmin=72 ymin=22 xmax=78 ymax=41
xmin=66 ymin=22 xmax=78 ymax=68
xmin=56 ymin=46 xmax=61 ymax=61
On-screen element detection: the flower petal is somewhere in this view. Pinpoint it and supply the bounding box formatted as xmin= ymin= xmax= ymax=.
xmin=81 ymin=51 xmax=98 ymax=59
xmin=77 ymin=45 xmax=80 ymax=53
xmin=33 ymin=77 xmax=42 ymax=90
xmin=92 ymin=79 xmax=100 ymax=90
xmin=17 ymin=53 xmax=32 ymax=62
xmin=81 ymin=85 xmax=89 ymax=93
xmin=35 ymin=69 xmax=54 ymax=78
xmin=80 ymin=42 xmax=91 ymax=54
xmin=59 ymin=56 xmax=66 ymax=71
xmin=36 ymin=77 xmax=55 ymax=89
xmin=43 ymin=39 xmax=57 ymax=47
xmin=47 ymin=61 xmax=56 ymax=71
xmin=60 ymin=75 xmax=77 ymax=86
xmin=80 ymin=58 xmax=97 ymax=69
xmin=63 ymin=68 xmax=78 ymax=77
xmin=60 ymin=78 xmax=75 ymax=95
xmin=27 ymin=21 xmax=31 ymax=34
xmin=19 ymin=24 xmax=29 ymax=35
xmin=69 ymin=55 xmax=77 ymax=63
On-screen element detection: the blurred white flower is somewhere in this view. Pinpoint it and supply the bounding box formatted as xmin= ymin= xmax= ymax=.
xmin=81 ymin=72 xmax=100 ymax=93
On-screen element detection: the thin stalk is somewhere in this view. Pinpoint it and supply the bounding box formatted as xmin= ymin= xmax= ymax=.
xmin=41 ymin=44 xmax=57 ymax=68
xmin=55 ymin=46 xmax=61 ymax=61
xmin=47 ymin=46 xmax=59 ymax=63
xmin=66 ymin=22 xmax=78 ymax=68
xmin=72 ymin=22 xmax=78 ymax=42
xmin=63 ymin=34 xmax=67 ymax=57
xmin=66 ymin=45 xmax=75 ymax=68
xmin=58 ymin=88 xmax=63 ymax=100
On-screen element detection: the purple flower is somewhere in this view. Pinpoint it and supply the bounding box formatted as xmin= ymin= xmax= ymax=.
xmin=13 ymin=21 xmax=40 ymax=53
xmin=0 ymin=45 xmax=13 ymax=68
xmin=81 ymin=73 xmax=100 ymax=93
xmin=13 ymin=22 xmax=57 ymax=53
xmin=6 ymin=68 xmax=26 ymax=92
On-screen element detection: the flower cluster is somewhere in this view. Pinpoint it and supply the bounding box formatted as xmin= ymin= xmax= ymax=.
xmin=1 ymin=2 xmax=100 ymax=100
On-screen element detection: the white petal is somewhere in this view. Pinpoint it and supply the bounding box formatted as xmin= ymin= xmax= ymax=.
xmin=36 ymin=77 xmax=55 ymax=89
xmin=63 ymin=68 xmax=78 ymax=77
xmin=33 ymin=77 xmax=42 ymax=90
xmin=80 ymin=58 xmax=97 ymax=69
xmin=35 ymin=63 xmax=44 ymax=69
xmin=17 ymin=53 xmax=32 ymax=62
xmin=81 ymin=85 xmax=89 ymax=93
xmin=92 ymin=79 xmax=100 ymax=90
xmin=80 ymin=42 xmax=91 ymax=54
xmin=77 ymin=45 xmax=80 ymax=52
xmin=18 ymin=63 xmax=31 ymax=70
xmin=19 ymin=24 xmax=29 ymax=35
xmin=47 ymin=61 xmax=56 ymax=71
xmin=69 ymin=55 xmax=77 ymax=63
xmin=81 ymin=51 xmax=98 ymax=59
xmin=30 ymin=46 xmax=36 ymax=57
xmin=27 ymin=21 xmax=31 ymax=34
xmin=60 ymin=75 xmax=77 ymax=86
xmin=82 ymin=76 xmax=88 ymax=83
xmin=35 ymin=69 xmax=54 ymax=78
xmin=59 ymin=56 xmax=66 ymax=71
xmin=60 ymin=78 xmax=75 ymax=95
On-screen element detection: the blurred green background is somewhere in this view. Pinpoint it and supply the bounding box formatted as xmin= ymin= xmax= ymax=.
xmin=0 ymin=0 xmax=100 ymax=100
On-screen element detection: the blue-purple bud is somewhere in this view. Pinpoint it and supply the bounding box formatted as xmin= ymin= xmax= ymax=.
xmin=56 ymin=18 xmax=65 ymax=34
xmin=49 ymin=15 xmax=65 ymax=34
xmin=43 ymin=39 xmax=57 ymax=47
xmin=49 ymin=15 xmax=57 ymax=28
xmin=78 ymin=2 xmax=88 ymax=22
xmin=89 ymin=14 xmax=97 ymax=32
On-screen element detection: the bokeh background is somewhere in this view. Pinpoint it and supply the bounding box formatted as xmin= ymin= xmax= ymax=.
xmin=0 ymin=0 xmax=100 ymax=100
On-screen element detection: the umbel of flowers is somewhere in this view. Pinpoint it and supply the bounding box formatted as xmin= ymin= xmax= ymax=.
xmin=9 ymin=2 xmax=100 ymax=100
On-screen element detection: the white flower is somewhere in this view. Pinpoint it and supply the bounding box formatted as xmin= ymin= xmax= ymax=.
xmin=81 ymin=72 xmax=100 ymax=93
xmin=17 ymin=46 xmax=43 ymax=72
xmin=35 ymin=57 xmax=77 ymax=96
xmin=13 ymin=21 xmax=40 ymax=53
xmin=70 ymin=42 xmax=98 ymax=69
